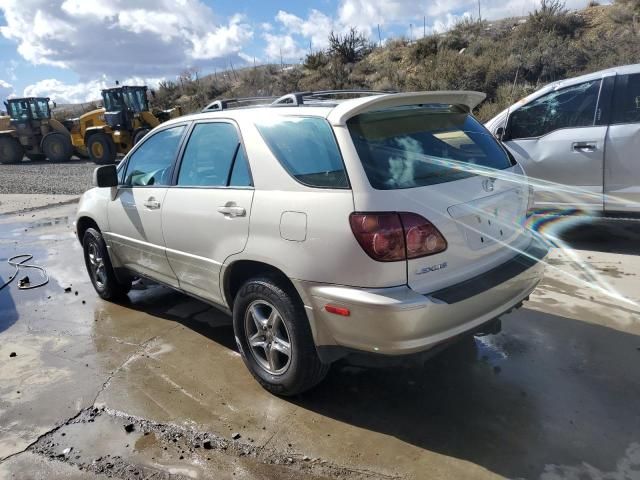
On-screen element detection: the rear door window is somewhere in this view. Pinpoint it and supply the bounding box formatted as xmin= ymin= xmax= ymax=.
xmin=177 ymin=122 xmax=249 ymax=187
xmin=347 ymin=105 xmax=512 ymax=190
xmin=124 ymin=125 xmax=185 ymax=187
xmin=507 ymin=80 xmax=601 ymax=139
xmin=611 ymin=73 xmax=640 ymax=124
xmin=255 ymin=117 xmax=348 ymax=188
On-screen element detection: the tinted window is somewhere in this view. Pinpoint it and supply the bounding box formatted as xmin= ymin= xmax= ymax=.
xmin=612 ymin=73 xmax=640 ymax=124
xmin=124 ymin=125 xmax=185 ymax=187
xmin=229 ymin=147 xmax=252 ymax=187
xmin=255 ymin=117 xmax=348 ymax=188
xmin=508 ymin=80 xmax=601 ymax=139
xmin=178 ymin=123 xmax=241 ymax=187
xmin=347 ymin=105 xmax=512 ymax=190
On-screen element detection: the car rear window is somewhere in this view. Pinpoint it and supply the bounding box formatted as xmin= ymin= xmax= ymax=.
xmin=255 ymin=116 xmax=349 ymax=188
xmin=347 ymin=105 xmax=512 ymax=190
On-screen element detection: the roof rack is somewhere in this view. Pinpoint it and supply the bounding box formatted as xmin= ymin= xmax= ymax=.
xmin=201 ymin=96 xmax=277 ymax=112
xmin=272 ymin=90 xmax=395 ymax=106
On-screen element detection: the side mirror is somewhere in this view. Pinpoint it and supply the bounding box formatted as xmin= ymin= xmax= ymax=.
xmin=495 ymin=126 xmax=504 ymax=139
xmin=93 ymin=165 xmax=118 ymax=188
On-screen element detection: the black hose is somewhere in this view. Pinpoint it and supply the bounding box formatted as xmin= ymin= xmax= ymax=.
xmin=0 ymin=254 xmax=49 ymax=291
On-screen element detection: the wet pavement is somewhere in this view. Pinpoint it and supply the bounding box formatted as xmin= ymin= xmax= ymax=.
xmin=0 ymin=203 xmax=639 ymax=479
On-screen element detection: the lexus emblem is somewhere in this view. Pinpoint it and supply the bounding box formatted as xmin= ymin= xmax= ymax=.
xmin=482 ymin=177 xmax=496 ymax=192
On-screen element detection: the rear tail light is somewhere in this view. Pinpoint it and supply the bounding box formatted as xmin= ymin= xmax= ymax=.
xmin=400 ymin=212 xmax=448 ymax=259
xmin=348 ymin=213 xmax=405 ymax=261
xmin=349 ymin=212 xmax=447 ymax=262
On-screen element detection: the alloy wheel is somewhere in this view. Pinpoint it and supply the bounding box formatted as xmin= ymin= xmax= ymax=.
xmin=244 ymin=300 xmax=292 ymax=375
xmin=87 ymin=241 xmax=107 ymax=289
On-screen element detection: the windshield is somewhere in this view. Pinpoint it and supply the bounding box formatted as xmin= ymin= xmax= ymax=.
xmin=7 ymin=98 xmax=50 ymax=121
xmin=347 ymin=105 xmax=513 ymax=190
xmin=103 ymin=90 xmax=124 ymax=111
xmin=123 ymin=88 xmax=149 ymax=113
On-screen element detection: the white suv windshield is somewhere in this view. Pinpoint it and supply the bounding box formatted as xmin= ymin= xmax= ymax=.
xmin=347 ymin=105 xmax=512 ymax=190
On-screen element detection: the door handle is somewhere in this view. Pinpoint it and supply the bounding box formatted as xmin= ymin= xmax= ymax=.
xmin=572 ymin=142 xmax=597 ymax=153
xmin=217 ymin=203 xmax=246 ymax=217
xmin=143 ymin=197 xmax=161 ymax=209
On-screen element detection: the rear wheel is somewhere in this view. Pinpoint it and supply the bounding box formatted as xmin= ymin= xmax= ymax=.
xmin=0 ymin=136 xmax=23 ymax=164
xmin=133 ymin=128 xmax=149 ymax=146
xmin=42 ymin=132 xmax=73 ymax=162
xmin=82 ymin=228 xmax=131 ymax=301
xmin=233 ymin=276 xmax=329 ymax=396
xmin=87 ymin=133 xmax=117 ymax=164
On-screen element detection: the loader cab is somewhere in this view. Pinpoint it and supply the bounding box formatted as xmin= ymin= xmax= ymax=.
xmin=5 ymin=97 xmax=51 ymax=124
xmin=101 ymin=88 xmax=127 ymax=130
xmin=121 ymin=86 xmax=150 ymax=114
xmin=101 ymin=86 xmax=150 ymax=131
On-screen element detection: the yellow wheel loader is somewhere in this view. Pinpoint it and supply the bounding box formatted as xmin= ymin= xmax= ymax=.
xmin=68 ymin=85 xmax=180 ymax=164
xmin=0 ymin=97 xmax=73 ymax=164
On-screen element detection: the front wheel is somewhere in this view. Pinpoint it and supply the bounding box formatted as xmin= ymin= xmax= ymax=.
xmin=42 ymin=132 xmax=73 ymax=162
xmin=87 ymin=133 xmax=117 ymax=164
xmin=83 ymin=228 xmax=131 ymax=301
xmin=233 ymin=276 xmax=329 ymax=396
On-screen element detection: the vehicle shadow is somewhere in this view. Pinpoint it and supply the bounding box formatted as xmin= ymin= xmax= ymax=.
xmin=532 ymin=215 xmax=640 ymax=255
xmin=0 ymin=274 xmax=19 ymax=333
xmin=556 ymin=219 xmax=640 ymax=255
xmin=290 ymin=309 xmax=640 ymax=479
xmin=120 ymin=284 xmax=640 ymax=479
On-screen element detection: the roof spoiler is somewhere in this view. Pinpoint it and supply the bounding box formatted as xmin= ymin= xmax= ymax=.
xmin=327 ymin=91 xmax=486 ymax=125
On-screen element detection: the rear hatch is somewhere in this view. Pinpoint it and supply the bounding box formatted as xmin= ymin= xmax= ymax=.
xmin=342 ymin=101 xmax=531 ymax=294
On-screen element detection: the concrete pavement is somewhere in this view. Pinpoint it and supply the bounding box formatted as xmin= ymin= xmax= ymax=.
xmin=0 ymin=202 xmax=639 ymax=479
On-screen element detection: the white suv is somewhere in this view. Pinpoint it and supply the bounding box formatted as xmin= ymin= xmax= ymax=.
xmin=76 ymin=90 xmax=547 ymax=395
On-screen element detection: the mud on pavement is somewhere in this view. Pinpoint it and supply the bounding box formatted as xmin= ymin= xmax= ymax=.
xmin=25 ymin=406 xmax=396 ymax=480
xmin=1 ymin=203 xmax=640 ymax=480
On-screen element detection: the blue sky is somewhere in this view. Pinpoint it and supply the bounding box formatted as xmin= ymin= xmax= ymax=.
xmin=0 ymin=0 xmax=591 ymax=104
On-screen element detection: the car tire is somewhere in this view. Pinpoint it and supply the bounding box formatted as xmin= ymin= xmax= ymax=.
xmin=0 ymin=136 xmax=23 ymax=164
xmin=87 ymin=133 xmax=117 ymax=164
xmin=42 ymin=132 xmax=73 ymax=162
xmin=233 ymin=275 xmax=329 ymax=396
xmin=133 ymin=128 xmax=149 ymax=146
xmin=82 ymin=228 xmax=131 ymax=301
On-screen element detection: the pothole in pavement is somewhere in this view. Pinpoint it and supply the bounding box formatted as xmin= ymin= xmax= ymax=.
xmin=28 ymin=407 xmax=400 ymax=480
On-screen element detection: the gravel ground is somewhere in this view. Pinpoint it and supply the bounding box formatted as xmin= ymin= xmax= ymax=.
xmin=0 ymin=158 xmax=99 ymax=195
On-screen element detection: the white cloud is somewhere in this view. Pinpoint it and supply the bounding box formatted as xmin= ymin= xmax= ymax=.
xmin=190 ymin=14 xmax=253 ymax=60
xmin=22 ymin=77 xmax=165 ymax=104
xmin=23 ymin=78 xmax=108 ymax=104
xmin=0 ymin=80 xmax=14 ymax=105
xmin=0 ymin=0 xmax=254 ymax=79
xmin=263 ymin=33 xmax=307 ymax=62
xmin=275 ymin=9 xmax=337 ymax=50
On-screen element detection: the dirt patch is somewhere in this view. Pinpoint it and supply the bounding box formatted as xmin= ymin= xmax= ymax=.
xmin=29 ymin=407 xmax=400 ymax=480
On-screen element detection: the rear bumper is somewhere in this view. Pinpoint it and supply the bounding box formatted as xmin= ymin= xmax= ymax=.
xmin=294 ymin=239 xmax=547 ymax=358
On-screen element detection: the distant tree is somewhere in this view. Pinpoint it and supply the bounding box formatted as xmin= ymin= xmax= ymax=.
xmin=328 ymin=28 xmax=373 ymax=64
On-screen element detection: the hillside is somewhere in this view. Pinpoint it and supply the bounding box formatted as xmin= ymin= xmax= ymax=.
xmin=150 ymin=0 xmax=640 ymax=121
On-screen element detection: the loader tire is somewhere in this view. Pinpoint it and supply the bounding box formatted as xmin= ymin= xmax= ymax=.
xmin=88 ymin=133 xmax=117 ymax=164
xmin=0 ymin=136 xmax=23 ymax=164
xmin=42 ymin=132 xmax=73 ymax=162
xmin=133 ymin=128 xmax=149 ymax=146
